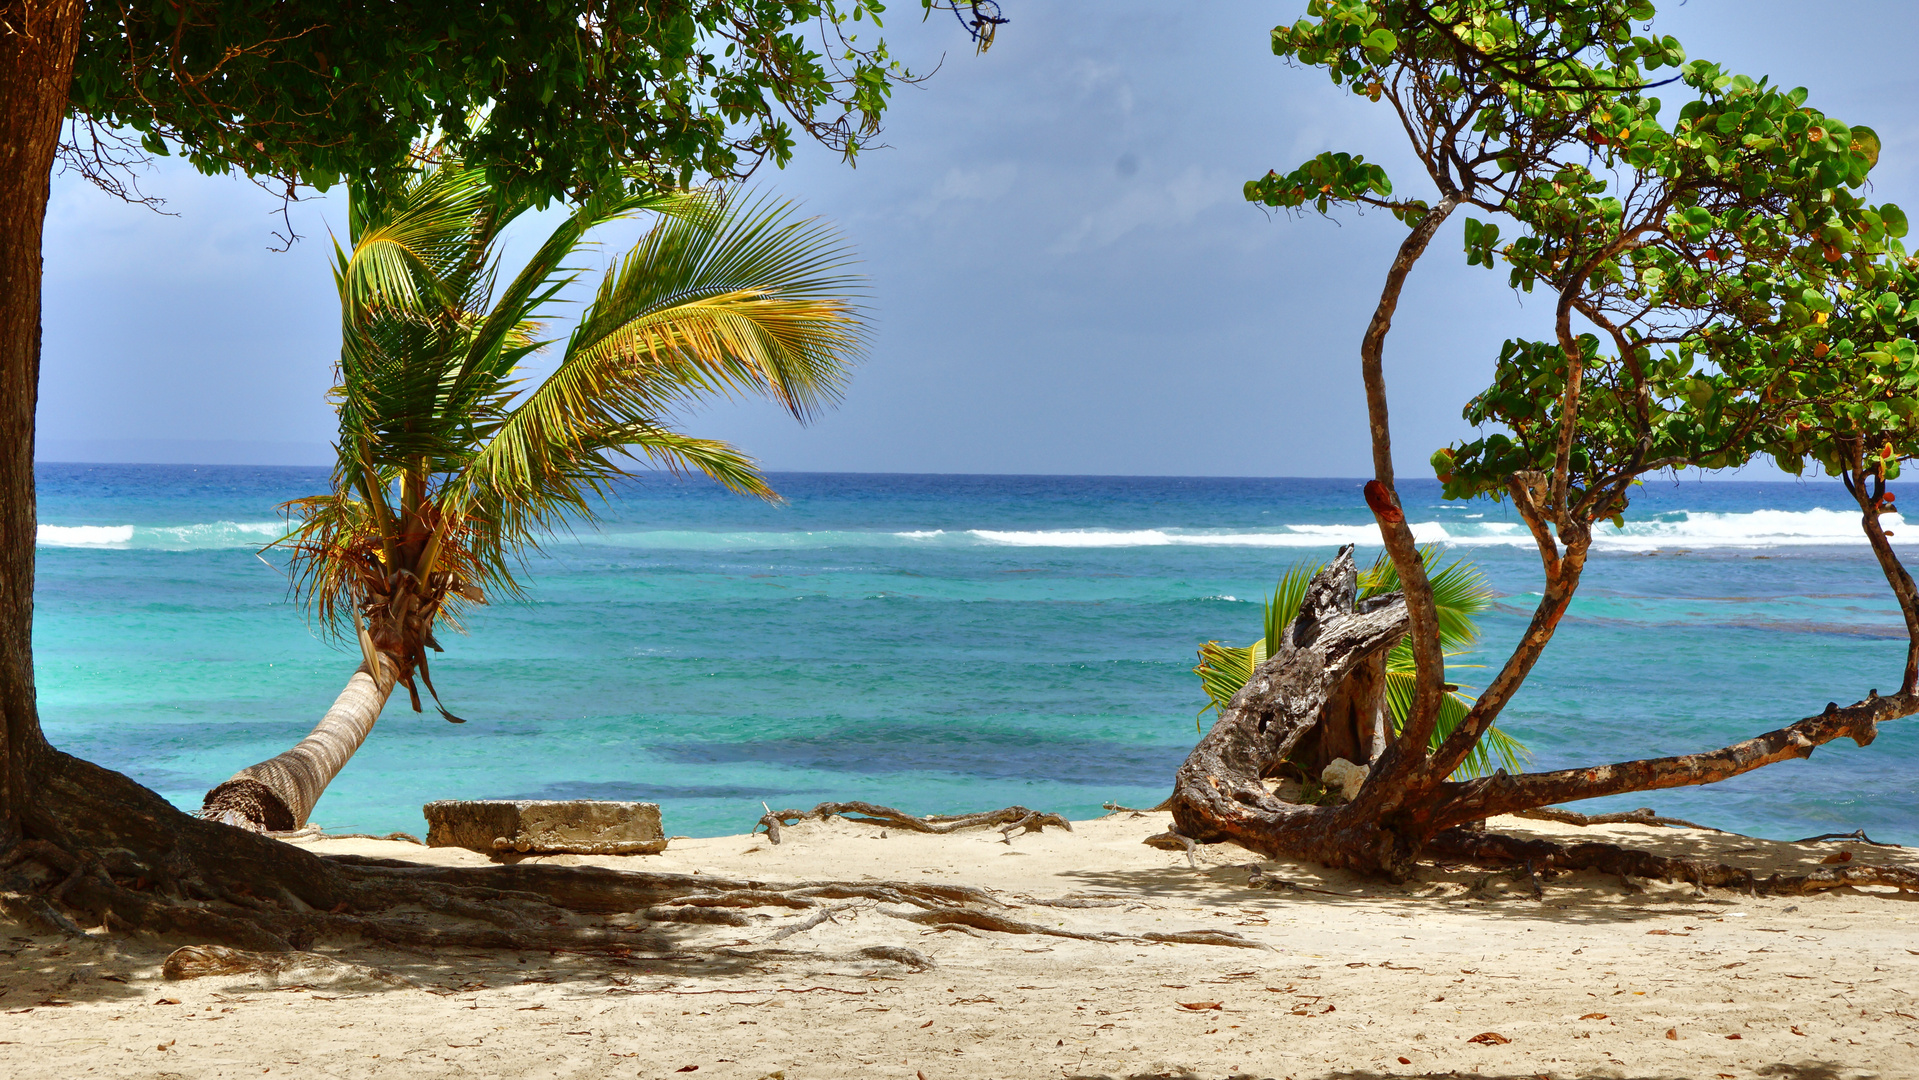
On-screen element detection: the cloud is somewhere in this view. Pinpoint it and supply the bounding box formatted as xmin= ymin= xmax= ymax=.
xmin=909 ymin=162 xmax=1020 ymax=218
xmin=1052 ymin=164 xmax=1232 ymax=253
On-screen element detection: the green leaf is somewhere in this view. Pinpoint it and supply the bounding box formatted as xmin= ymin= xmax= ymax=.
xmin=1362 ymin=27 xmax=1397 ymax=63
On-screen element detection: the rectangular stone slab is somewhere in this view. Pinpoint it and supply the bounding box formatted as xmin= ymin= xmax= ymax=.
xmin=423 ymin=799 xmax=667 ymax=855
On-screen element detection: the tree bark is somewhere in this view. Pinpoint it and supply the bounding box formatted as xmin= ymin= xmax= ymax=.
xmin=1168 ymin=548 xmax=1421 ymax=871
xmin=0 ymin=0 xmax=83 ymax=834
xmin=201 ymin=657 xmax=399 ymax=831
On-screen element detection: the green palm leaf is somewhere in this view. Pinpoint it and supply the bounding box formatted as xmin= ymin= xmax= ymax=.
xmin=277 ymin=148 xmax=867 ymax=656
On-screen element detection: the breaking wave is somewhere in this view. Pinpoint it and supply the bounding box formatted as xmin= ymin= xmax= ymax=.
xmin=35 ymin=507 xmax=1899 ymax=553
xmin=37 ymin=521 xmax=284 ymax=550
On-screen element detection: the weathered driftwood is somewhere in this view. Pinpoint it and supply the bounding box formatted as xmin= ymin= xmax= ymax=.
xmin=1162 ymin=548 xmax=1917 ymax=892
xmin=424 ymin=799 xmax=666 ymax=855
xmin=1166 ymin=546 xmax=1410 ymax=867
xmin=756 ymin=801 xmax=1070 ymax=845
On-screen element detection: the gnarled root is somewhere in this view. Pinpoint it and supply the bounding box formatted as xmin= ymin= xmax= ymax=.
xmin=0 ymin=767 xmax=1236 ymax=963
xmin=1425 ymin=828 xmax=1919 ymax=896
xmin=754 ymin=801 xmax=1071 ymax=845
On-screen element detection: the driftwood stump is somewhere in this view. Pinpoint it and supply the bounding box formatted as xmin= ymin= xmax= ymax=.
xmin=1167 ymin=547 xmax=1408 ymax=862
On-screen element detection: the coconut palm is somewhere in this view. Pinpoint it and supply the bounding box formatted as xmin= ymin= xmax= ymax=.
xmin=1194 ymin=547 xmax=1524 ymax=779
xmin=199 ymin=160 xmax=863 ymax=832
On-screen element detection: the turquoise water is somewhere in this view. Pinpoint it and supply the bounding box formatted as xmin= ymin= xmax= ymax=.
xmin=32 ymin=464 xmax=1919 ymax=844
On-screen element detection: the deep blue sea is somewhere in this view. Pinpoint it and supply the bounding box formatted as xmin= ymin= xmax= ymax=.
xmin=31 ymin=464 xmax=1919 ymax=845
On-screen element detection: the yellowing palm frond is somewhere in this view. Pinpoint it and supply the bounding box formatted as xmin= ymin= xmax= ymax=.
xmin=445 ymin=191 xmax=862 ymax=575
xmin=277 ymin=149 xmax=866 ymax=646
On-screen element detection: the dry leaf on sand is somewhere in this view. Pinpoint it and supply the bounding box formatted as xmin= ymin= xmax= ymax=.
xmin=1467 ymin=1031 xmax=1511 ymax=1045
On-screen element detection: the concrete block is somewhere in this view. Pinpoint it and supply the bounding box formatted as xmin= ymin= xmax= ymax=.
xmin=423 ymin=799 xmax=667 ymax=855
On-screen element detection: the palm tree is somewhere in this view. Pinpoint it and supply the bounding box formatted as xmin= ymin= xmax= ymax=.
xmin=199 ymin=159 xmax=863 ymax=832
xmin=1194 ymin=547 xmax=1525 ymax=780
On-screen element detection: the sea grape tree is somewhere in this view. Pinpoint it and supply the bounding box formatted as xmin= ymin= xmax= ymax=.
xmin=1168 ymin=0 xmax=1919 ymax=891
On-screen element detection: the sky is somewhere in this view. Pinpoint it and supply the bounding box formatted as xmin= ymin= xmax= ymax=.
xmin=36 ymin=1 xmax=1919 ymax=476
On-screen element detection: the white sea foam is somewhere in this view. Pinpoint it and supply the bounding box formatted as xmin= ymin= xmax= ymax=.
xmin=35 ymin=507 xmax=1905 ymax=553
xmin=37 ymin=521 xmax=283 ymax=550
xmin=967 ymin=522 xmax=1473 ymax=548
xmin=37 ymin=525 xmax=135 ymax=547
xmin=1593 ymin=508 xmax=1904 ymax=551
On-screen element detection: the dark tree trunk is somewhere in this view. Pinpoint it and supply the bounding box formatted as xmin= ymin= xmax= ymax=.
xmin=0 ymin=0 xmax=82 ymax=837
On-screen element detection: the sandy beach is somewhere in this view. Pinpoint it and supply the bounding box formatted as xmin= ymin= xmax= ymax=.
xmin=2 ymin=810 xmax=1914 ymax=1079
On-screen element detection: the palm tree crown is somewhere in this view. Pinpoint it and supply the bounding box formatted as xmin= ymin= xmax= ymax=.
xmin=280 ymin=155 xmax=865 ymax=720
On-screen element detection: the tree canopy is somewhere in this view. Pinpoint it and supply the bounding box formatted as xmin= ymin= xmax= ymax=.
xmin=63 ymin=0 xmax=948 ymax=213
xmin=1166 ymin=0 xmax=1919 ymax=887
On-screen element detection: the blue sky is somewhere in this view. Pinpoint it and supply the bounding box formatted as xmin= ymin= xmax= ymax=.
xmin=37 ymin=1 xmax=1919 ymax=476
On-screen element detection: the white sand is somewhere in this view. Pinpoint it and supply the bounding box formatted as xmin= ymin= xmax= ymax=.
xmin=3 ymin=811 xmax=1915 ymax=1079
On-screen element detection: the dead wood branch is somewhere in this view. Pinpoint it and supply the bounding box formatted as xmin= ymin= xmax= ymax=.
xmin=754 ymin=801 xmax=1070 ymax=845
xmin=1512 ymin=805 xmax=1724 ymax=832
xmin=1795 ymin=829 xmax=1903 ymax=847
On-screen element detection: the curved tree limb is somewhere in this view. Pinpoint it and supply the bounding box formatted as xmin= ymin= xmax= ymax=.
xmin=1430 ymin=692 xmax=1914 ymax=829
xmin=1358 ymin=194 xmax=1460 ymax=762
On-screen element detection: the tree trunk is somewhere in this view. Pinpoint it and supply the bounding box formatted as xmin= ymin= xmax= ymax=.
xmin=0 ymin=0 xmax=82 ymax=835
xmin=201 ymin=657 xmax=400 ymax=831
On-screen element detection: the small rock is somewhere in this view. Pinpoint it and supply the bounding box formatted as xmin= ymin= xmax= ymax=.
xmin=1321 ymin=758 xmax=1369 ymax=801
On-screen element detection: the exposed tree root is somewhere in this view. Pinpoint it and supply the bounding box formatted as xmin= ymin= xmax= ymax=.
xmin=755 ymin=801 xmax=1071 ymax=845
xmin=1425 ymin=828 xmax=1919 ymax=895
xmin=162 ymin=944 xmax=412 ymax=987
xmin=887 ymin=906 xmax=1269 ymax=949
xmin=0 ymin=764 xmax=1240 ymax=966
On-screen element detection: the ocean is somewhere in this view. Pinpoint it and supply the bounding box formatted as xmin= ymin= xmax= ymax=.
xmin=32 ymin=464 xmax=1919 ymax=845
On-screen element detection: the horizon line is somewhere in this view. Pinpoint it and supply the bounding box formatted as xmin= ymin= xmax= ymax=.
xmin=34 ymin=460 xmax=1829 ymax=485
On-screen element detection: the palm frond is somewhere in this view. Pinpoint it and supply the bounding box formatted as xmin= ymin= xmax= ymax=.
xmin=336 ymin=163 xmax=493 ymax=323
xmin=1361 ymin=545 xmax=1494 ymax=650
xmin=1194 ymin=637 xmax=1267 ymax=728
xmin=1262 ymin=560 xmax=1317 ymax=655
xmin=443 ymin=193 xmax=863 ymax=563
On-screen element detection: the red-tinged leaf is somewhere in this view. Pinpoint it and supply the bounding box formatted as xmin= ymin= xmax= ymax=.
xmin=1580 ymin=1013 xmax=1608 ymax=1020
xmin=676 ymin=1068 xmax=698 ymax=1074
xmin=1178 ymin=1001 xmax=1223 ymax=1011
xmin=1467 ymin=1032 xmax=1510 ymax=1045
xmin=1398 ymin=1057 xmax=1412 ymax=1065
xmin=1821 ymin=850 xmax=1854 ymax=864
xmin=1726 ymin=1033 xmax=1743 ymax=1039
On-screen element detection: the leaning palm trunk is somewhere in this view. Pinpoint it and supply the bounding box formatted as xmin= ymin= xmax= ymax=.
xmin=201 ymin=655 xmax=399 ymax=832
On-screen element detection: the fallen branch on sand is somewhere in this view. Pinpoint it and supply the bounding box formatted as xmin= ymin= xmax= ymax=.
xmin=754 ymin=801 xmax=1071 ymax=845
xmin=1795 ymin=828 xmax=1903 ymax=848
xmin=1511 ymin=805 xmax=1723 ymax=832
